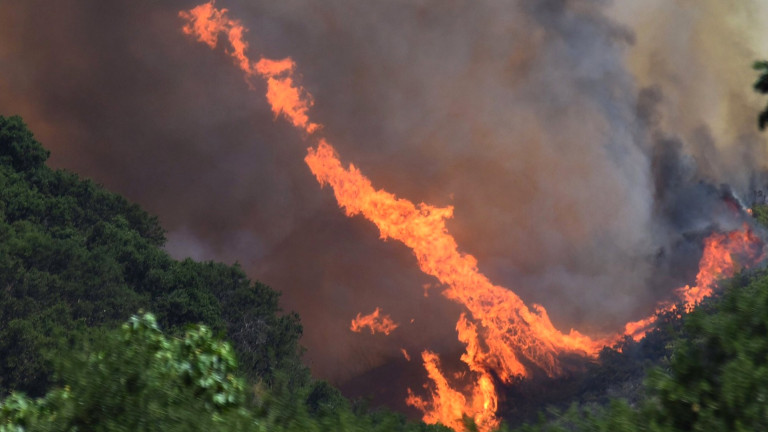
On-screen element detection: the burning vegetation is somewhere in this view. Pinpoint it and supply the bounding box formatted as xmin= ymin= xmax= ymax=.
xmin=624 ymin=226 xmax=765 ymax=341
xmin=350 ymin=308 xmax=399 ymax=336
xmin=1 ymin=0 xmax=768 ymax=430
xmin=179 ymin=2 xmax=768 ymax=430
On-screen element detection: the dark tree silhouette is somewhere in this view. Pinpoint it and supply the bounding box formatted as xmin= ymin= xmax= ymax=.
xmin=754 ymin=61 xmax=768 ymax=130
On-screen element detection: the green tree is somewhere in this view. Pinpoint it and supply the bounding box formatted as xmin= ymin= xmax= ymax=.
xmin=754 ymin=61 xmax=768 ymax=130
xmin=0 ymin=117 xmax=49 ymax=172
xmin=0 ymin=116 xmax=304 ymax=396
xmin=0 ymin=116 xmax=444 ymax=431
xmin=0 ymin=313 xmax=451 ymax=432
xmin=646 ymin=275 xmax=768 ymax=431
xmin=750 ymin=203 xmax=768 ymax=227
xmin=0 ymin=313 xmax=252 ymax=432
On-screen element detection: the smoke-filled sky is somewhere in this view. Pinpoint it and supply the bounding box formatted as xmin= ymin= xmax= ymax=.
xmin=2 ymin=0 xmax=768 ymax=385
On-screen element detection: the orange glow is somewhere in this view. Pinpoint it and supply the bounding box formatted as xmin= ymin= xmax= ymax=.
xmin=624 ymin=225 xmax=764 ymax=341
xmin=405 ymin=347 xmax=499 ymax=431
xmin=180 ymin=1 xmax=319 ymax=133
xmin=181 ymin=4 xmax=602 ymax=428
xmin=255 ymin=58 xmax=320 ymax=133
xmin=456 ymin=314 xmax=499 ymax=428
xmin=180 ymin=4 xmax=766 ymax=430
xmin=306 ymin=140 xmax=604 ymax=374
xmin=406 ymin=351 xmax=471 ymax=432
xmin=305 ymin=140 xmax=605 ymax=428
xmin=405 ymin=316 xmax=500 ymax=431
xmin=179 ymin=1 xmax=251 ymax=73
xmin=623 ymin=314 xmax=662 ymax=342
xmin=678 ymin=226 xmax=764 ymax=310
xmin=350 ymin=307 xmax=399 ymax=335
xmin=402 ymin=348 xmax=412 ymax=362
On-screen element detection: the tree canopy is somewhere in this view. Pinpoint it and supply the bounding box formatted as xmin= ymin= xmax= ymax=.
xmin=3 ymin=55 xmax=768 ymax=429
xmin=0 ymin=115 xmax=447 ymax=432
xmin=0 ymin=115 xmax=304 ymax=396
xmin=0 ymin=312 xmax=450 ymax=432
xmin=753 ymin=61 xmax=768 ymax=130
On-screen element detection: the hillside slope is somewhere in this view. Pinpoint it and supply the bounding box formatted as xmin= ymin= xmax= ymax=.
xmin=4 ymin=114 xmax=768 ymax=431
xmin=507 ymin=267 xmax=768 ymax=432
xmin=0 ymin=115 xmax=304 ymax=395
xmin=0 ymin=115 xmax=450 ymax=432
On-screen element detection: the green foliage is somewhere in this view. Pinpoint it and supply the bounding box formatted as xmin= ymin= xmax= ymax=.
xmin=508 ymin=400 xmax=645 ymax=432
xmin=118 ymin=313 xmax=247 ymax=410
xmin=0 ymin=116 xmax=440 ymax=431
xmin=492 ymin=61 xmax=768 ymax=431
xmin=0 ymin=314 xmax=447 ymax=432
xmin=0 ymin=117 xmax=49 ymax=172
xmin=0 ymin=116 xmax=304 ymax=397
xmin=647 ymin=275 xmax=768 ymax=431
xmin=498 ymin=306 xmax=684 ymax=428
xmin=509 ymin=270 xmax=768 ymax=432
xmin=751 ymin=204 xmax=768 ymax=228
xmin=8 ymin=99 xmax=768 ymax=430
xmin=0 ymin=313 xmax=252 ymax=431
xmin=0 ymin=387 xmax=74 ymax=432
xmin=754 ymin=61 xmax=768 ymax=130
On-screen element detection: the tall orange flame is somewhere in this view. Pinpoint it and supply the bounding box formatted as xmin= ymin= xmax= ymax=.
xmin=350 ymin=307 xmax=399 ymax=335
xmin=180 ymin=1 xmax=251 ymax=74
xmin=406 ymin=351 xmax=475 ymax=431
xmin=405 ymin=314 xmax=500 ymax=431
xmin=624 ymin=225 xmax=765 ymax=341
xmin=304 ymin=140 xmax=604 ymax=379
xmin=180 ymin=1 xmax=319 ymax=133
xmin=180 ymin=4 xmax=766 ymax=430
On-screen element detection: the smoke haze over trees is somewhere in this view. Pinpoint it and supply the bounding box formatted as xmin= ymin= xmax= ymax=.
xmin=4 ymin=106 xmax=768 ymax=429
xmin=1 ymin=0 xmax=768 ymax=391
xmin=0 ymin=115 xmax=304 ymax=396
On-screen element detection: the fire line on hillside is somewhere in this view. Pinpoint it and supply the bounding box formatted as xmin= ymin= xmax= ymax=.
xmin=179 ymin=2 xmax=766 ymax=430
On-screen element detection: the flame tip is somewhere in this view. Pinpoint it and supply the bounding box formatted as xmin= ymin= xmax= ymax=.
xmin=181 ymin=4 xmax=767 ymax=428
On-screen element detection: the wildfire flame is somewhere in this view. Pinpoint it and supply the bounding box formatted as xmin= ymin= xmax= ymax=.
xmin=401 ymin=348 xmax=411 ymax=362
xmin=677 ymin=226 xmax=764 ymax=310
xmin=180 ymin=1 xmax=319 ymax=133
xmin=624 ymin=225 xmax=765 ymax=341
xmin=304 ymin=140 xmax=604 ymax=375
xmin=404 ymin=314 xmax=500 ymax=431
xmin=350 ymin=307 xmax=399 ymax=335
xmin=180 ymin=3 xmax=766 ymax=430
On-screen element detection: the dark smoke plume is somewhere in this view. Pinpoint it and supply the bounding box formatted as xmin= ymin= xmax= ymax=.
xmin=1 ymin=0 xmax=767 ymax=391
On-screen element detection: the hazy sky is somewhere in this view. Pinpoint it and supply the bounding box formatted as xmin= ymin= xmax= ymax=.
xmin=2 ymin=0 xmax=767 ymax=387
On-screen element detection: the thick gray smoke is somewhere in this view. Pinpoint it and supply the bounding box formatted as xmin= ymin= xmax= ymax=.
xmin=1 ymin=0 xmax=767 ymax=389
